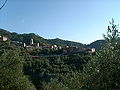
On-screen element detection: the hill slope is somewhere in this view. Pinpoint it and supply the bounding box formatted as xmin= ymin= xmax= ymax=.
xmin=47 ymin=38 xmax=84 ymax=47
xmin=0 ymin=28 xmax=85 ymax=47
xmin=86 ymin=40 xmax=106 ymax=50
xmin=1 ymin=28 xmax=119 ymax=50
xmin=87 ymin=38 xmax=120 ymax=50
xmin=0 ymin=28 xmax=48 ymax=45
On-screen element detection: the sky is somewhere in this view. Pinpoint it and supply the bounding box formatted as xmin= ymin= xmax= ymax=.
xmin=0 ymin=0 xmax=120 ymax=44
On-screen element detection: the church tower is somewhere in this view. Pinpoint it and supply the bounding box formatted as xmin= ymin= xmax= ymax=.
xmin=30 ymin=38 xmax=34 ymax=45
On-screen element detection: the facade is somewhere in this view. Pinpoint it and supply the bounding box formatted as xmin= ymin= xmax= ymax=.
xmin=85 ymin=48 xmax=96 ymax=53
xmin=0 ymin=36 xmax=8 ymax=41
xmin=51 ymin=45 xmax=58 ymax=50
xmin=30 ymin=38 xmax=34 ymax=45
xmin=23 ymin=43 xmax=26 ymax=47
xmin=37 ymin=43 xmax=40 ymax=47
xmin=3 ymin=37 xmax=8 ymax=41
xmin=91 ymin=48 xmax=96 ymax=53
xmin=22 ymin=38 xmax=96 ymax=55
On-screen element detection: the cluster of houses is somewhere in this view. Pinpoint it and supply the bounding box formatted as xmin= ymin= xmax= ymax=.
xmin=23 ymin=38 xmax=63 ymax=50
xmin=0 ymin=35 xmax=96 ymax=54
xmin=23 ymin=38 xmax=96 ymax=54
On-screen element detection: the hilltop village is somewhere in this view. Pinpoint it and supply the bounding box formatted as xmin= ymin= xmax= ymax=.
xmin=0 ymin=35 xmax=95 ymax=56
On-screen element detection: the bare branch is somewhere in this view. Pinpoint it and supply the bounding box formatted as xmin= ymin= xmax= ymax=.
xmin=0 ymin=0 xmax=8 ymax=10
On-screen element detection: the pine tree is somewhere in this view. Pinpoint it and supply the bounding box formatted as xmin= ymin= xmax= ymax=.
xmin=81 ymin=19 xmax=120 ymax=90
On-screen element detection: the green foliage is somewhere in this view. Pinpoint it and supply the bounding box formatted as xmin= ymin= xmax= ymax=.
xmin=43 ymin=79 xmax=69 ymax=90
xmin=0 ymin=50 xmax=36 ymax=90
xmin=103 ymin=19 xmax=120 ymax=45
xmin=0 ymin=28 xmax=85 ymax=47
xmin=64 ymin=54 xmax=91 ymax=71
xmin=23 ymin=54 xmax=90 ymax=90
xmin=47 ymin=38 xmax=84 ymax=48
xmin=2 ymin=19 xmax=120 ymax=90
xmin=82 ymin=46 xmax=120 ymax=89
xmin=86 ymin=19 xmax=120 ymax=50
xmin=86 ymin=40 xmax=106 ymax=50
xmin=0 ymin=28 xmax=47 ymax=45
xmin=81 ymin=19 xmax=120 ymax=90
xmin=24 ymin=56 xmax=70 ymax=90
xmin=60 ymin=72 xmax=83 ymax=90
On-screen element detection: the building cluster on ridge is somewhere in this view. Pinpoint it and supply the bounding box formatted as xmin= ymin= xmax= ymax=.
xmin=23 ymin=38 xmax=96 ymax=54
xmin=23 ymin=38 xmax=63 ymax=50
xmin=0 ymin=36 xmax=96 ymax=54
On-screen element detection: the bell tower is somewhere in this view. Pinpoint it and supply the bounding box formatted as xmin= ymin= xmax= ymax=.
xmin=30 ymin=38 xmax=34 ymax=45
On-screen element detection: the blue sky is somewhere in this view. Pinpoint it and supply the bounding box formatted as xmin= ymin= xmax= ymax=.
xmin=0 ymin=0 xmax=120 ymax=44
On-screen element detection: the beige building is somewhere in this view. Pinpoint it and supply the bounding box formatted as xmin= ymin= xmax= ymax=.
xmin=0 ymin=36 xmax=8 ymax=41
xmin=3 ymin=36 xmax=8 ymax=41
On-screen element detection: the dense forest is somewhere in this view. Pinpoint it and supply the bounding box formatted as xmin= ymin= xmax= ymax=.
xmin=0 ymin=19 xmax=120 ymax=90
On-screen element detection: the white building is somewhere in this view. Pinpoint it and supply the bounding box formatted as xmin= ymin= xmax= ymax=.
xmin=37 ymin=43 xmax=40 ymax=47
xmin=0 ymin=36 xmax=8 ymax=41
xmin=30 ymin=38 xmax=34 ymax=45
xmin=23 ymin=43 xmax=26 ymax=47
xmin=91 ymin=48 xmax=96 ymax=53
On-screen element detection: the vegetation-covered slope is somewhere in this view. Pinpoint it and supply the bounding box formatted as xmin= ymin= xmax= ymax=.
xmin=0 ymin=28 xmax=47 ymax=45
xmin=0 ymin=19 xmax=120 ymax=90
xmin=0 ymin=28 xmax=85 ymax=47
xmin=86 ymin=40 xmax=107 ymax=50
xmin=47 ymin=38 xmax=84 ymax=48
xmin=0 ymin=28 xmax=119 ymax=50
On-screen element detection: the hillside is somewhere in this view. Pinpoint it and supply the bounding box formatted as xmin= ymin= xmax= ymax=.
xmin=0 ymin=28 xmax=47 ymax=45
xmin=87 ymin=38 xmax=120 ymax=50
xmin=0 ymin=28 xmax=85 ymax=47
xmin=1 ymin=28 xmax=119 ymax=50
xmin=86 ymin=40 xmax=107 ymax=50
xmin=47 ymin=38 xmax=84 ymax=48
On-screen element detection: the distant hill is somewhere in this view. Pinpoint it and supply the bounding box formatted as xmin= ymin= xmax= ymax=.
xmin=0 ymin=28 xmax=48 ymax=45
xmin=87 ymin=38 xmax=120 ymax=50
xmin=86 ymin=40 xmax=106 ymax=50
xmin=47 ymin=38 xmax=84 ymax=48
xmin=0 ymin=28 xmax=85 ymax=47
xmin=1 ymin=28 xmax=119 ymax=50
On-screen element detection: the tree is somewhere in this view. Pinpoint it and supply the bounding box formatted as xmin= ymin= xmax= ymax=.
xmin=43 ymin=79 xmax=69 ymax=90
xmin=0 ymin=50 xmax=36 ymax=90
xmin=81 ymin=19 xmax=120 ymax=90
xmin=103 ymin=18 xmax=120 ymax=46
